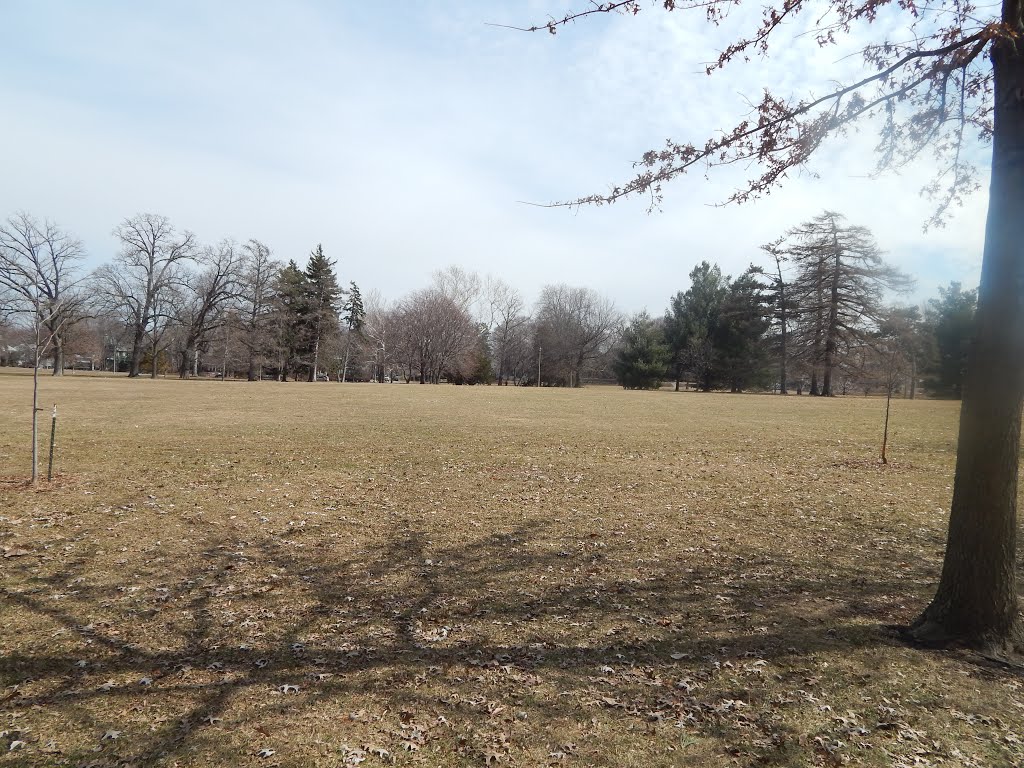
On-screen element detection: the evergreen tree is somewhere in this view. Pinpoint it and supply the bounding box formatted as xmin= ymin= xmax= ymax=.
xmin=303 ymin=244 xmax=342 ymax=381
xmin=785 ymin=212 xmax=910 ymax=396
xmin=270 ymin=260 xmax=308 ymax=381
xmin=467 ymin=326 xmax=495 ymax=385
xmin=612 ymin=312 xmax=669 ymax=390
xmin=340 ymin=281 xmax=365 ymax=383
xmin=925 ymin=282 xmax=977 ymax=399
xmin=713 ymin=268 xmax=771 ymax=392
xmin=679 ymin=261 xmax=728 ymax=391
xmin=755 ymin=241 xmax=797 ymax=394
xmin=663 ymin=292 xmax=687 ymax=391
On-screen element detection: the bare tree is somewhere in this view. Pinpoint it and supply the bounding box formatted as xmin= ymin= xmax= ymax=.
xmin=433 ymin=265 xmax=483 ymax=317
xmin=362 ymin=289 xmax=398 ymax=383
xmin=99 ymin=213 xmax=197 ymax=378
xmin=0 ymin=213 xmax=89 ymax=375
xmin=485 ymin=278 xmax=530 ymax=385
xmin=534 ymin=284 xmax=621 ymax=387
xmin=172 ymin=240 xmax=245 ymax=378
xmin=397 ymin=287 xmax=479 ymax=384
xmin=238 ymin=239 xmax=279 ymax=381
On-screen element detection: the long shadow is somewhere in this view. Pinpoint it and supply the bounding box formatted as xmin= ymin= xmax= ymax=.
xmin=1 ymin=514 xmax=1017 ymax=767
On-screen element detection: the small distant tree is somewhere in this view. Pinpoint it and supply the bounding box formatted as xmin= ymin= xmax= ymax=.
xmin=613 ymin=312 xmax=668 ymax=390
xmin=877 ymin=305 xmax=928 ymax=399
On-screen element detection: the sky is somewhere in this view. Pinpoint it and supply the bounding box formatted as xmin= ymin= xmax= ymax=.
xmin=0 ymin=1 xmax=991 ymax=316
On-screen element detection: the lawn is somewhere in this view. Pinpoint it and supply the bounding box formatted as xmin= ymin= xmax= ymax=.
xmin=0 ymin=370 xmax=1021 ymax=767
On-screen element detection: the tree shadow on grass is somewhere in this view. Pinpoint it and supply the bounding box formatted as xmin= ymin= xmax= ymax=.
xmin=0 ymin=516 xmax=1016 ymax=767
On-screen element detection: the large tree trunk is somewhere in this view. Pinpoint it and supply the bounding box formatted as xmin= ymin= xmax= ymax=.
xmin=909 ymin=36 xmax=1024 ymax=653
xmin=51 ymin=339 xmax=64 ymax=376
xmin=129 ymin=327 xmax=145 ymax=378
xmin=178 ymin=346 xmax=192 ymax=379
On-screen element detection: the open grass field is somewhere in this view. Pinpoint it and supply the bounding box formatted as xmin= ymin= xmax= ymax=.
xmin=0 ymin=369 xmax=1022 ymax=767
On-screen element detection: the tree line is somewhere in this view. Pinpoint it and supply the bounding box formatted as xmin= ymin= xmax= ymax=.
xmin=1 ymin=209 xmax=975 ymax=396
xmin=612 ymin=211 xmax=976 ymax=398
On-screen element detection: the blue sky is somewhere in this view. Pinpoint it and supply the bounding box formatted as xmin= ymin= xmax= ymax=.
xmin=0 ymin=1 xmax=989 ymax=314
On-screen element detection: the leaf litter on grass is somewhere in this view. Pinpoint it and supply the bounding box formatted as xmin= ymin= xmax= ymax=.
xmin=0 ymin=372 xmax=1021 ymax=767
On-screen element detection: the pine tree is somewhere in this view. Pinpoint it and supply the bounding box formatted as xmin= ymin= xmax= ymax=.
xmin=613 ymin=312 xmax=669 ymax=390
xmin=679 ymin=262 xmax=729 ymax=391
xmin=270 ymin=260 xmax=308 ymax=381
xmin=713 ymin=268 xmax=771 ymax=392
xmin=303 ymin=244 xmax=342 ymax=381
xmin=925 ymin=282 xmax=977 ymax=399
xmin=341 ymin=281 xmax=365 ymax=383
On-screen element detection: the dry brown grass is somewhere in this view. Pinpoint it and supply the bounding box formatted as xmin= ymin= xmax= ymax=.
xmin=0 ymin=369 xmax=1021 ymax=767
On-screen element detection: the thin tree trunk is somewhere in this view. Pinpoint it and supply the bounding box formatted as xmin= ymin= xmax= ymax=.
xmin=309 ymin=335 xmax=320 ymax=382
xmin=151 ymin=337 xmax=159 ymax=379
xmin=776 ymin=259 xmax=788 ymax=394
xmin=822 ymin=227 xmax=841 ymax=397
xmin=342 ymin=332 xmax=352 ymax=383
xmin=31 ymin=327 xmax=40 ymax=483
xmin=910 ymin=35 xmax=1024 ymax=652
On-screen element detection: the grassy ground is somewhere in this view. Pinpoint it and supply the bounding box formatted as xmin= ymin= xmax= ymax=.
xmin=0 ymin=370 xmax=1021 ymax=767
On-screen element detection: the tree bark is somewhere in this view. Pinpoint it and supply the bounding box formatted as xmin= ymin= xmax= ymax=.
xmin=910 ymin=35 xmax=1024 ymax=653
xmin=51 ymin=340 xmax=64 ymax=376
xmin=129 ymin=327 xmax=145 ymax=378
xmin=308 ymin=336 xmax=319 ymax=382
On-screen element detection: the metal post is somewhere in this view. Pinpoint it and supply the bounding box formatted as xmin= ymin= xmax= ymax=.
xmin=537 ymin=345 xmax=542 ymax=388
xmin=47 ymin=404 xmax=57 ymax=481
